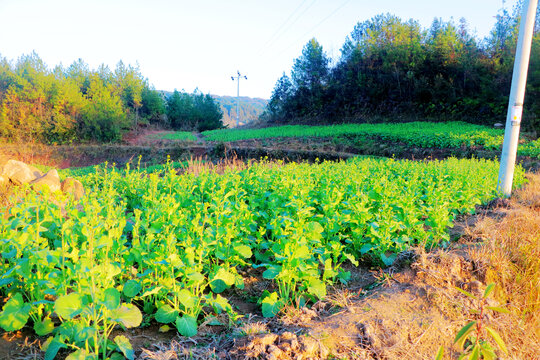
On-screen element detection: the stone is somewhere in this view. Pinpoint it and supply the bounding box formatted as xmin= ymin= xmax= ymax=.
xmin=61 ymin=177 xmax=85 ymax=200
xmin=1 ymin=160 xmax=43 ymax=185
xmin=31 ymin=169 xmax=61 ymax=192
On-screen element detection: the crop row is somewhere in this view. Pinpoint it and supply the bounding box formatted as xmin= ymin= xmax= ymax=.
xmin=202 ymin=122 xmax=540 ymax=158
xmin=0 ymin=157 xmax=525 ymax=359
xmin=147 ymin=131 xmax=197 ymax=142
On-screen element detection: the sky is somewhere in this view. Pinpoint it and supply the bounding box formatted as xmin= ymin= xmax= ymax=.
xmin=0 ymin=0 xmax=520 ymax=99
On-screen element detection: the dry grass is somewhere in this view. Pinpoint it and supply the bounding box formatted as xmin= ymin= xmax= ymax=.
xmin=179 ymin=156 xmax=250 ymax=176
xmin=467 ymin=173 xmax=540 ymax=358
xmin=179 ymin=155 xmax=282 ymax=176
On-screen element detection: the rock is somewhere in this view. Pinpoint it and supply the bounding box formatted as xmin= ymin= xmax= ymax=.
xmin=31 ymin=169 xmax=61 ymax=192
xmin=494 ymin=123 xmax=504 ymax=128
xmin=61 ymin=177 xmax=85 ymax=200
xmin=1 ymin=160 xmax=43 ymax=185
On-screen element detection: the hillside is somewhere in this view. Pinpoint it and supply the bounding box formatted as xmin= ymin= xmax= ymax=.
xmin=212 ymin=95 xmax=268 ymax=128
xmin=160 ymin=91 xmax=267 ymax=128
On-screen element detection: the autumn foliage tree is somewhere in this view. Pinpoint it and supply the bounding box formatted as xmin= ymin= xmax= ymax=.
xmin=0 ymin=53 xmax=166 ymax=143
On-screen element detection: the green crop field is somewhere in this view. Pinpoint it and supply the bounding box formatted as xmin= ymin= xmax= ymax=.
xmin=147 ymin=131 xmax=197 ymax=142
xmin=0 ymin=156 xmax=525 ymax=359
xmin=201 ymin=122 xmax=540 ymax=158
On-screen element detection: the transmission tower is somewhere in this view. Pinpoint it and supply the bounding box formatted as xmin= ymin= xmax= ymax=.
xmin=231 ymin=71 xmax=247 ymax=127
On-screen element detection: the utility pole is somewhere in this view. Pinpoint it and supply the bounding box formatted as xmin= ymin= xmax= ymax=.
xmin=497 ymin=0 xmax=538 ymax=197
xmin=231 ymin=70 xmax=247 ymax=127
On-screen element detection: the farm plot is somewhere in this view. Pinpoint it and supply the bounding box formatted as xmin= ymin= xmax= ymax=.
xmin=202 ymin=122 xmax=540 ymax=158
xmin=0 ymin=157 xmax=525 ymax=359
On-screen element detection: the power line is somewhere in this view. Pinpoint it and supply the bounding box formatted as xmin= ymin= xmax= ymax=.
xmin=256 ymin=0 xmax=318 ymax=58
xmin=256 ymin=0 xmax=310 ymax=56
xmin=277 ymin=0 xmax=353 ymax=57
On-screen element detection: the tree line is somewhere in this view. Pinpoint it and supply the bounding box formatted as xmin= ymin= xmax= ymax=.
xmin=0 ymin=53 xmax=223 ymax=144
xmin=265 ymin=5 xmax=540 ymax=135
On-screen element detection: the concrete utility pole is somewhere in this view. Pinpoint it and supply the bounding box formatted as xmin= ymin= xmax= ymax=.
xmin=231 ymin=71 xmax=247 ymax=127
xmin=497 ymin=0 xmax=538 ymax=197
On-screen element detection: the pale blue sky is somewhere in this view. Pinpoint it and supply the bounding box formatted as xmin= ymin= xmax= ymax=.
xmin=0 ymin=0 xmax=519 ymax=99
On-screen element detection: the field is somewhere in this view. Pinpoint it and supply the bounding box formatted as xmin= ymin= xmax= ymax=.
xmin=198 ymin=122 xmax=540 ymax=158
xmin=1 ymin=120 xmax=539 ymax=359
xmin=0 ymin=154 xmax=527 ymax=359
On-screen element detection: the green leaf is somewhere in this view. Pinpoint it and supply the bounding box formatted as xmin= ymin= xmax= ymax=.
xmin=114 ymin=335 xmax=135 ymax=360
xmin=103 ymin=288 xmax=121 ymax=310
xmin=307 ymin=277 xmax=327 ymax=299
xmin=307 ymin=221 xmax=324 ymax=235
xmin=177 ymin=289 xmax=196 ymax=309
xmin=234 ymin=244 xmax=252 ymax=258
xmin=261 ymin=292 xmax=283 ymax=318
xmin=359 ymin=244 xmax=373 ymax=255
xmin=454 ymin=321 xmax=476 ymax=348
xmin=140 ymin=286 xmax=162 ymax=298
xmin=44 ymin=337 xmax=66 ymax=360
xmin=123 ymin=280 xmax=142 ymax=298
xmin=111 ymin=304 xmax=142 ymax=328
xmin=159 ymin=324 xmax=171 ymax=332
xmin=485 ymin=306 xmax=509 ymax=314
xmin=483 ymin=283 xmax=495 ymax=299
xmin=262 ymin=266 xmax=281 ymax=280
xmin=34 ymin=316 xmax=55 ymax=336
xmin=187 ymin=272 xmax=205 ymax=284
xmin=455 ymin=287 xmax=477 ymax=300
xmin=485 ymin=326 xmax=508 ymax=354
xmin=434 ymin=345 xmax=444 ymax=360
xmin=65 ymin=349 xmax=87 ymax=360
xmin=54 ymin=293 xmax=82 ymax=320
xmin=210 ymin=267 xmax=236 ymax=293
xmin=208 ymin=293 xmax=232 ymax=314
xmin=481 ymin=346 xmax=497 ymax=360
xmin=343 ymin=252 xmax=359 ymax=266
xmin=469 ymin=344 xmax=480 ymax=360
xmin=380 ymin=253 xmax=396 ymax=266
xmin=175 ymin=314 xmax=198 ymax=337
xmin=110 ymin=353 xmax=126 ymax=360
xmin=0 ymin=293 xmax=31 ymax=331
xmin=155 ymin=305 xmax=178 ymax=324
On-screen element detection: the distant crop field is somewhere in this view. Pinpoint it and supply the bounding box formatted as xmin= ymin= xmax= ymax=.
xmin=202 ymin=122 xmax=540 ymax=158
xmin=147 ymin=131 xmax=197 ymax=141
xmin=0 ymin=156 xmax=525 ymax=359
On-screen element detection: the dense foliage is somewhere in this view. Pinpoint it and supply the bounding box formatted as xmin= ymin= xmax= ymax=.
xmin=0 ymin=157 xmax=525 ymax=358
xmin=166 ymin=90 xmax=224 ymax=132
xmin=0 ymin=54 xmax=224 ymax=144
xmin=266 ymin=6 xmax=540 ymax=134
xmin=202 ymin=121 xmax=540 ymax=158
xmin=0 ymin=54 xmax=161 ymax=143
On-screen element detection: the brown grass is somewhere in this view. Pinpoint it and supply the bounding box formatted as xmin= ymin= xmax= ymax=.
xmin=467 ymin=173 xmax=540 ymax=357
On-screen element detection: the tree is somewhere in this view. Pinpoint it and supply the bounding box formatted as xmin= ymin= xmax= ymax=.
xmin=267 ymin=73 xmax=292 ymax=121
xmin=289 ymin=38 xmax=330 ymax=118
xmin=141 ymin=87 xmax=166 ymax=124
xmin=291 ymin=38 xmax=329 ymax=89
xmin=80 ymin=74 xmax=128 ymax=142
xmin=166 ymin=90 xmax=223 ymax=132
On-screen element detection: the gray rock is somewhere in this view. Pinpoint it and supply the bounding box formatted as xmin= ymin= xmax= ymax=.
xmin=31 ymin=169 xmax=61 ymax=192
